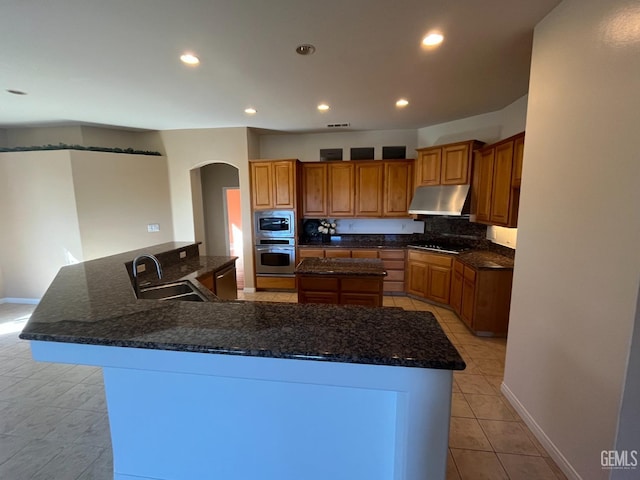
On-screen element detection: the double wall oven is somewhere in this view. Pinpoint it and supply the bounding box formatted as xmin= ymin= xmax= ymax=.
xmin=254 ymin=210 xmax=296 ymax=276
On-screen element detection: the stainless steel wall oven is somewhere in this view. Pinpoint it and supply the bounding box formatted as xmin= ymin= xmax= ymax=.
xmin=254 ymin=238 xmax=296 ymax=276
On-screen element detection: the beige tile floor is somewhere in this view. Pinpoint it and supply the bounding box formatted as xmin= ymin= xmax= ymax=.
xmin=0 ymin=295 xmax=567 ymax=479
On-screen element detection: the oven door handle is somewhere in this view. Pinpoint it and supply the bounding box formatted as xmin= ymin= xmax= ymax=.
xmin=255 ymin=246 xmax=293 ymax=252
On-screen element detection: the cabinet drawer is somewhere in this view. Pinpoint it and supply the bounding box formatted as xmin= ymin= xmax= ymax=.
xmin=383 ymin=281 xmax=405 ymax=293
xmin=379 ymin=249 xmax=405 ymax=260
xmin=351 ymin=249 xmax=379 ymax=258
xmin=384 ymin=270 xmax=405 ymax=282
xmin=382 ymin=259 xmax=405 ymax=270
xmin=341 ymin=278 xmax=382 ymax=293
xmin=463 ymin=266 xmax=477 ymax=282
xmin=298 ymin=248 xmax=325 ymax=258
xmin=408 ymin=250 xmax=452 ymax=267
xmin=298 ymin=276 xmax=339 ymax=291
xmin=325 ymin=249 xmax=351 ymax=258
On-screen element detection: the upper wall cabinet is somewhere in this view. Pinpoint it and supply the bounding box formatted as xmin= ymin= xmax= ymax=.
xmin=250 ymin=159 xmax=298 ymax=210
xmin=415 ymin=140 xmax=484 ymax=187
xmin=301 ymin=160 xmax=414 ymax=218
xmin=471 ymin=132 xmax=524 ymax=227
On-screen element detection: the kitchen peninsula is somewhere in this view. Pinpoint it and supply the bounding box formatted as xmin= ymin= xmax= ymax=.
xmin=20 ymin=242 xmax=464 ymax=480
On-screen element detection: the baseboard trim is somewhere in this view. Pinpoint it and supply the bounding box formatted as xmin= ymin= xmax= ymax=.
xmin=0 ymin=297 xmax=40 ymax=305
xmin=501 ymin=382 xmax=582 ymax=480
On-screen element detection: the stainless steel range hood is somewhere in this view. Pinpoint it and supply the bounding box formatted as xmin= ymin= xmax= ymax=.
xmin=408 ymin=185 xmax=471 ymax=216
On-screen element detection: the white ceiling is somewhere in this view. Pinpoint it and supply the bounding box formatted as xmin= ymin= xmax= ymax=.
xmin=0 ymin=0 xmax=560 ymax=133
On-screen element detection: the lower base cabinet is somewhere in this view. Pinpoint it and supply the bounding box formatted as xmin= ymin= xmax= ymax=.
xmin=406 ymin=251 xmax=452 ymax=304
xmin=450 ymin=259 xmax=513 ymax=336
xmin=297 ymin=275 xmax=383 ymax=307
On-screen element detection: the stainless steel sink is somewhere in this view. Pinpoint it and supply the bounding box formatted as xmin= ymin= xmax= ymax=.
xmin=138 ymin=281 xmax=207 ymax=302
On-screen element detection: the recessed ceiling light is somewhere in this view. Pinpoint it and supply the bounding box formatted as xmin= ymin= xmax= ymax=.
xmin=317 ymin=103 xmax=330 ymax=111
xmin=180 ymin=53 xmax=200 ymax=65
xmin=396 ymin=98 xmax=409 ymax=108
xmin=6 ymin=89 xmax=27 ymax=95
xmin=422 ymin=33 xmax=444 ymax=47
xmin=296 ymin=44 xmax=316 ymax=55
xmin=244 ymin=107 xmax=257 ymax=115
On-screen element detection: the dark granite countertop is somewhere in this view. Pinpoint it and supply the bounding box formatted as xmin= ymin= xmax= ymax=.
xmin=457 ymin=250 xmax=514 ymax=270
xmin=295 ymin=258 xmax=387 ymax=276
xmin=299 ymin=239 xmax=409 ymax=249
xmin=20 ymin=242 xmax=464 ymax=370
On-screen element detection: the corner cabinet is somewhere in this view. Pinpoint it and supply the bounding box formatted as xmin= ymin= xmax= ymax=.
xmin=250 ymin=159 xmax=298 ymax=210
xmin=471 ymin=132 xmax=524 ymax=227
xmin=415 ymin=140 xmax=484 ymax=187
xmin=450 ymin=259 xmax=513 ymax=336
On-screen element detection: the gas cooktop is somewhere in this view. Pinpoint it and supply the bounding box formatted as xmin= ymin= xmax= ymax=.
xmin=407 ymin=243 xmax=472 ymax=255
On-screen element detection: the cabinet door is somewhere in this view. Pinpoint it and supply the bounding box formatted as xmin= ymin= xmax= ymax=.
xmin=450 ymin=261 xmax=464 ymax=315
xmin=250 ymin=162 xmax=273 ymax=210
xmin=427 ymin=265 xmax=451 ymax=304
xmin=474 ymin=148 xmax=495 ymax=223
xmin=383 ymin=160 xmax=413 ymax=217
xmin=460 ymin=266 xmax=476 ymax=327
xmin=406 ymin=260 xmax=428 ymax=297
xmin=355 ymin=162 xmax=383 ymax=217
xmin=302 ymin=163 xmax=328 ymax=217
xmin=490 ymin=141 xmax=514 ymax=225
xmin=272 ymin=160 xmax=296 ymax=209
xmin=415 ymin=148 xmax=441 ymax=186
xmin=511 ymin=134 xmax=525 ymax=187
xmin=328 ymin=163 xmax=355 ymax=217
xmin=441 ymin=143 xmax=471 ymax=184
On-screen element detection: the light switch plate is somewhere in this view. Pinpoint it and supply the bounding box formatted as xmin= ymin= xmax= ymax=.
xmin=147 ymin=223 xmax=160 ymax=232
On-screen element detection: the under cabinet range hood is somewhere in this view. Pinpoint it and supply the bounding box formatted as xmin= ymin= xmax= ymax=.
xmin=408 ymin=185 xmax=471 ymax=216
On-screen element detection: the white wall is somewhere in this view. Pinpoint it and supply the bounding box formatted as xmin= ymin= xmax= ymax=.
xmin=0 ymin=151 xmax=83 ymax=300
xmin=159 ymin=128 xmax=255 ymax=286
xmin=69 ymin=151 xmax=174 ymax=260
xmin=259 ymin=129 xmax=417 ymax=162
xmin=0 ymin=129 xmax=7 ymax=147
xmin=6 ymin=126 xmax=84 ymax=147
xmin=503 ymin=1 xmax=640 ymax=479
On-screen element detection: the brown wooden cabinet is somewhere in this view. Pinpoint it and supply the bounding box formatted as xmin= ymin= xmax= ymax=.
xmin=383 ymin=161 xmax=413 ymax=217
xmin=470 ymin=132 xmax=524 ymax=227
xmin=406 ymin=250 xmax=452 ymax=304
xmin=300 ymin=160 xmax=414 ymax=218
xmin=415 ymin=140 xmax=483 ymax=187
xmin=297 ymin=247 xmax=405 ymax=293
xmin=250 ymin=159 xmax=297 ymax=210
xmin=301 ymin=163 xmax=327 ymax=217
xmin=450 ymin=259 xmax=513 ymax=337
xmin=355 ymin=162 xmax=384 ymax=217
xmin=328 ymin=163 xmax=355 ymax=217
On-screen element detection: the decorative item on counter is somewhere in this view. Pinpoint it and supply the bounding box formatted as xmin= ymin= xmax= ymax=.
xmin=318 ymin=219 xmax=336 ymax=243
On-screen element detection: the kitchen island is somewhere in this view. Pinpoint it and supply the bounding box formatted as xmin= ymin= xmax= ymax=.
xmin=20 ymin=242 xmax=464 ymax=480
xmin=295 ymin=257 xmax=386 ymax=306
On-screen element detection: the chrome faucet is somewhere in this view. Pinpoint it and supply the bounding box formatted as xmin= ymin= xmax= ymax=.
xmin=132 ymin=254 xmax=163 ymax=296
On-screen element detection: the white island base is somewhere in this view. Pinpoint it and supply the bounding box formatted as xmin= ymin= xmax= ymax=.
xmin=30 ymin=342 xmax=453 ymax=480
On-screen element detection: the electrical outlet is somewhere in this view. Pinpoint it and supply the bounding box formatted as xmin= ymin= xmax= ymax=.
xmin=179 ymin=251 xmax=187 ymax=259
xmin=136 ymin=264 xmax=146 ymax=273
xmin=147 ymin=223 xmax=160 ymax=232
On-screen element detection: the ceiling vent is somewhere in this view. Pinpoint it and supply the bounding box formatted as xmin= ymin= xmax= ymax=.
xmin=327 ymin=123 xmax=350 ymax=128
